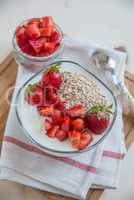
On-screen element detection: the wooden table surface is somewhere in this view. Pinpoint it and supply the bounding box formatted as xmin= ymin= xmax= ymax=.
xmin=0 ymin=53 xmax=134 ymax=200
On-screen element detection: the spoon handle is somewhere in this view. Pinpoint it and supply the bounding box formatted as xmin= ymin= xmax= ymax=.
xmin=111 ymin=73 xmax=134 ymax=117
xmin=118 ymin=84 xmax=134 ymax=117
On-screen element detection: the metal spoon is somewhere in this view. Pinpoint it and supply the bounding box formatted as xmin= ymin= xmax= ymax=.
xmin=91 ymin=51 xmax=134 ymax=117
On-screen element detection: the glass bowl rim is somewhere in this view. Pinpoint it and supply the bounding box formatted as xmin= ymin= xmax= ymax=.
xmin=12 ymin=18 xmax=64 ymax=62
xmin=15 ymin=60 xmax=118 ymax=155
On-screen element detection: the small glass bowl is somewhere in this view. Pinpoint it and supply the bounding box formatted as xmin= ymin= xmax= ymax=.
xmin=12 ymin=19 xmax=64 ymax=72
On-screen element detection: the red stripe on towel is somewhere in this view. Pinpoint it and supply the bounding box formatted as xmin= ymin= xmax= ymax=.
xmin=4 ymin=136 xmax=97 ymax=173
xmin=103 ymin=151 xmax=124 ymax=159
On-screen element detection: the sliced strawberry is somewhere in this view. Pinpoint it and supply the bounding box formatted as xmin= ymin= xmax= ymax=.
xmin=70 ymin=130 xmax=81 ymax=149
xmin=56 ymin=129 xmax=68 ymax=141
xmin=61 ymin=116 xmax=71 ymax=132
xmin=38 ymin=106 xmax=54 ymax=116
xmin=25 ymin=84 xmax=43 ymax=105
xmin=52 ymin=109 xmax=63 ymax=125
xmin=46 ymin=125 xmax=59 ymax=138
xmin=44 ymin=119 xmax=53 ymax=130
xmin=54 ymin=97 xmax=66 ymax=111
xmin=26 ymin=24 xmax=41 ymax=39
xmin=45 ymin=86 xmax=58 ymax=103
xmin=78 ymin=130 xmax=92 ymax=150
xmin=67 ymin=104 xmax=86 ymax=117
xmin=29 ymin=38 xmax=46 ymax=53
xmin=72 ymin=118 xmax=85 ymax=131
xmin=27 ymin=94 xmax=41 ymax=105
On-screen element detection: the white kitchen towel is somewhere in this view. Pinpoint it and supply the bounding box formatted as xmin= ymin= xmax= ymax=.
xmin=0 ymin=37 xmax=126 ymax=199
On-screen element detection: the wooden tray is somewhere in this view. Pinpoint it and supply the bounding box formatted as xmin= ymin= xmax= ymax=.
xmin=0 ymin=52 xmax=134 ymax=200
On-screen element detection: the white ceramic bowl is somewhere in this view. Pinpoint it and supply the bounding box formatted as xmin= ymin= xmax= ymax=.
xmin=15 ymin=60 xmax=117 ymax=157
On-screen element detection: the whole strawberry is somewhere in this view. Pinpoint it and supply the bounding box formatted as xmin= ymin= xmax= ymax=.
xmin=86 ymin=104 xmax=113 ymax=134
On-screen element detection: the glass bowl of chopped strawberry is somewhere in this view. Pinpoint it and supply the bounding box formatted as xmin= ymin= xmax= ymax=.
xmin=12 ymin=16 xmax=64 ymax=71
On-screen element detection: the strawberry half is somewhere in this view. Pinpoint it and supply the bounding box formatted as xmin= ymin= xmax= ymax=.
xmin=42 ymin=65 xmax=62 ymax=89
xmin=25 ymin=84 xmax=43 ymax=105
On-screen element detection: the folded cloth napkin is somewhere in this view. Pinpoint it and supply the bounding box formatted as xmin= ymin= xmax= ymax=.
xmin=0 ymin=37 xmax=127 ymax=199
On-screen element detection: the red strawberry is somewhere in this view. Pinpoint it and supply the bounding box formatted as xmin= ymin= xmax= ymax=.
xmin=56 ymin=129 xmax=68 ymax=141
xmin=52 ymin=110 xmax=63 ymax=125
xmin=67 ymin=104 xmax=86 ymax=117
xmin=39 ymin=16 xmax=54 ymax=28
xmin=54 ymin=97 xmax=66 ymax=111
xmin=25 ymin=84 xmax=43 ymax=105
xmin=45 ymin=86 xmax=58 ymax=103
xmin=46 ymin=125 xmax=59 ymax=138
xmin=51 ymin=31 xmax=61 ymax=44
xmin=86 ymin=105 xmax=112 ymax=134
xmin=16 ymin=26 xmax=28 ymax=47
xmin=26 ymin=24 xmax=41 ymax=39
xmin=70 ymin=130 xmax=81 ymax=149
xmin=61 ymin=116 xmax=71 ymax=132
xmin=72 ymin=118 xmax=85 ymax=131
xmin=78 ymin=129 xmax=92 ymax=150
xmin=28 ymin=18 xmax=40 ymax=26
xmin=42 ymin=66 xmax=62 ymax=89
xmin=38 ymin=106 xmax=54 ymax=116
xmin=44 ymin=119 xmax=53 ymax=130
xmin=29 ymin=38 xmax=46 ymax=53
xmin=44 ymin=42 xmax=55 ymax=53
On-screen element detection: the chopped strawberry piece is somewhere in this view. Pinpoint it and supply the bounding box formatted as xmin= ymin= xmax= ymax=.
xmin=16 ymin=26 xmax=28 ymax=47
xmin=26 ymin=24 xmax=41 ymax=39
xmin=38 ymin=106 xmax=54 ymax=116
xmin=70 ymin=130 xmax=81 ymax=149
xmin=52 ymin=109 xmax=63 ymax=125
xmin=46 ymin=125 xmax=59 ymax=138
xmin=51 ymin=31 xmax=60 ymax=44
xmin=40 ymin=16 xmax=54 ymax=28
xmin=28 ymin=18 xmax=40 ymax=26
xmin=56 ymin=129 xmax=68 ymax=141
xmin=67 ymin=104 xmax=86 ymax=117
xmin=40 ymin=27 xmax=53 ymax=37
xmin=44 ymin=42 xmax=55 ymax=53
xmin=29 ymin=38 xmax=46 ymax=53
xmin=78 ymin=130 xmax=92 ymax=150
xmin=44 ymin=119 xmax=53 ymax=130
xmin=72 ymin=118 xmax=85 ymax=131
xmin=54 ymin=97 xmax=66 ymax=111
xmin=61 ymin=116 xmax=71 ymax=132
xmin=20 ymin=43 xmax=35 ymax=56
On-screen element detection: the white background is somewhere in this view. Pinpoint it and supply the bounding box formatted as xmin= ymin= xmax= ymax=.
xmin=0 ymin=0 xmax=134 ymax=200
